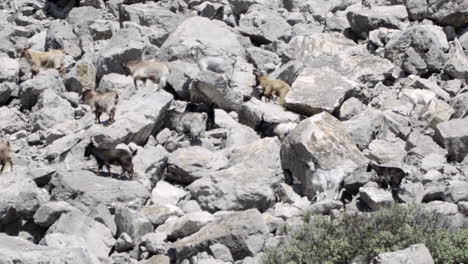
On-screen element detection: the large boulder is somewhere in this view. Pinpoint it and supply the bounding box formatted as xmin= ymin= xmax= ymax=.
xmin=30 ymin=89 xmax=75 ymax=132
xmin=444 ymin=40 xmax=468 ymax=83
xmin=46 ymin=20 xmax=82 ymax=59
xmin=426 ymin=0 xmax=468 ymax=27
xmin=434 ymin=118 xmax=468 ymax=162
xmin=281 ymin=112 xmax=368 ymax=200
xmin=285 ymin=66 xmax=356 ymax=116
xmin=20 ymin=73 xmax=66 ymax=110
xmin=173 ymin=209 xmax=269 ymax=261
xmin=114 ymin=207 xmax=153 ymax=242
xmin=156 ymin=211 xmax=215 ymax=240
xmin=0 ymin=107 xmax=28 ymax=134
xmin=347 ymin=5 xmax=408 ymax=38
xmin=384 ymin=25 xmax=449 ymax=76
xmin=0 ymin=54 xmax=19 ymax=82
xmin=239 ymin=97 xmax=300 ymax=128
xmin=0 ymin=234 xmax=100 ymax=264
xmin=373 ymin=243 xmax=434 ymax=264
xmin=50 ymin=169 xmax=150 ymax=209
xmin=47 ymin=210 xmax=115 ymax=262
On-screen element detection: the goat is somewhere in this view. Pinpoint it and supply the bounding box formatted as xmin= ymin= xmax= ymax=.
xmin=84 ymin=140 xmax=137 ymax=180
xmin=255 ymin=114 xmax=297 ymax=141
xmin=122 ymin=60 xmax=169 ymax=90
xmin=185 ymin=102 xmax=216 ymax=131
xmin=369 ymin=163 xmax=408 ymax=203
xmin=166 ymin=109 xmax=208 ymax=140
xmin=0 ymin=141 xmax=13 ymax=174
xmin=255 ymin=72 xmax=291 ymax=106
xmin=80 ymin=89 xmax=119 ymax=124
xmin=21 ymin=48 xmax=65 ymax=76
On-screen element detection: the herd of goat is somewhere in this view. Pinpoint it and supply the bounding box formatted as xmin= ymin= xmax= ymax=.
xmin=0 ymin=47 xmax=294 ymax=180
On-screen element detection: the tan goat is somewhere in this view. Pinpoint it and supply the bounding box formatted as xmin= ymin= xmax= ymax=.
xmin=0 ymin=141 xmax=13 ymax=174
xmin=255 ymin=72 xmax=291 ymax=106
xmin=80 ymin=89 xmax=119 ymax=124
xmin=122 ymin=60 xmax=169 ymax=90
xmin=21 ymin=48 xmax=65 ymax=75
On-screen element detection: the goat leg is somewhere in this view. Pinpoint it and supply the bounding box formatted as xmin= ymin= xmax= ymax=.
xmin=107 ymin=165 xmax=111 ymax=177
xmin=0 ymin=163 xmax=4 ymax=174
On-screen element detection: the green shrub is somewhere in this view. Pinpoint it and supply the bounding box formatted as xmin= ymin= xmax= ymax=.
xmin=263 ymin=205 xmax=468 ymax=264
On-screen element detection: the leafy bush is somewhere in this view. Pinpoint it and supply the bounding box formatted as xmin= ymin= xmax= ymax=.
xmin=263 ymin=205 xmax=468 ymax=264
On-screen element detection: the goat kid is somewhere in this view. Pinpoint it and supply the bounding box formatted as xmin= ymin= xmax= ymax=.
xmin=255 ymin=114 xmax=297 ymax=141
xmin=80 ymin=89 xmax=119 ymax=124
xmin=255 ymin=72 xmax=291 ymax=106
xmin=0 ymin=141 xmax=13 ymax=174
xmin=167 ymin=109 xmax=208 ymax=140
xmin=21 ymin=48 xmax=65 ymax=76
xmin=122 ymin=61 xmax=169 ymax=90
xmin=84 ymin=140 xmax=137 ymax=180
xmin=185 ymin=102 xmax=216 ymax=130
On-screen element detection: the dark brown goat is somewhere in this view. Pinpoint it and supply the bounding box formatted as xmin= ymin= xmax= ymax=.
xmin=84 ymin=140 xmax=137 ymax=180
xmin=0 ymin=141 xmax=13 ymax=174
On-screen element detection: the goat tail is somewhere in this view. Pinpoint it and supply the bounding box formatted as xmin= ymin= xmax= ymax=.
xmin=114 ymin=92 xmax=119 ymax=105
xmin=131 ymin=149 xmax=138 ymax=157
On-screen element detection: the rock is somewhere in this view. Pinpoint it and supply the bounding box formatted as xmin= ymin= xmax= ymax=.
xmin=151 ymin=181 xmax=187 ymax=206
xmin=0 ymin=233 xmax=100 ymax=264
xmin=87 ymin=89 xmax=173 ymax=147
xmin=446 ymin=180 xmax=468 ymax=203
xmin=210 ymin=243 xmax=234 ymax=263
xmin=46 ymin=20 xmax=82 ymax=59
xmin=114 ymin=207 xmax=153 ymax=242
xmin=30 ymin=89 xmax=75 ymax=132
xmin=157 ymin=211 xmax=215 ymax=240
xmin=406 ymin=131 xmax=447 ymax=159
xmin=398 ymin=182 xmax=424 ymax=203
xmin=365 ymin=138 xmax=407 ymax=166
xmin=96 ymin=28 xmax=145 ymax=80
xmin=188 ymin=137 xmax=282 ymax=212
xmin=373 ymin=243 xmax=434 ymax=264
xmin=458 ymin=201 xmax=468 ymax=216
xmin=158 ymin=16 xmax=245 ymax=62
xmin=143 ymin=255 xmax=170 ymax=264
xmin=88 ymin=20 xmax=118 ymax=41
xmin=444 ymin=40 xmax=468 ymax=83
xmin=359 ymin=186 xmax=393 ymax=210
xmin=0 ymin=54 xmax=19 ymax=82
xmin=434 ymin=118 xmax=468 ymax=162
xmin=215 ymin=109 xmax=260 ymax=148
xmin=239 ymin=97 xmax=300 ymax=128
xmin=307 ymin=199 xmax=343 ymax=215
xmin=33 ymin=201 xmax=77 ymax=228
xmin=285 ymin=67 xmax=356 ymax=116
xmin=420 ymin=99 xmax=455 ymax=128
xmin=227 ymin=0 xmax=262 ymax=15
xmin=450 ymin=92 xmax=468 ymax=119
xmin=97 ymin=73 xmax=135 ymax=100
xmin=281 ymin=112 xmax=368 ymax=200
xmin=133 ymin=144 xmax=168 ymax=184
xmin=424 ymin=201 xmax=458 ymax=216
xmin=0 ymin=107 xmax=27 ymax=134
xmin=405 ymin=0 xmax=428 ymax=20
xmin=88 ymin=203 xmax=117 ymax=236
xmin=0 ymin=82 xmax=15 ymax=106
xmin=167 ymin=60 xmax=200 ymax=100
xmin=347 ymin=5 xmax=408 ymax=38
xmin=165 ymin=146 xmax=229 ymax=185
xmin=246 ymin=47 xmax=281 ymax=73
xmin=138 ymin=203 xmax=184 ymax=226
xmin=173 ymin=209 xmax=269 ymax=261
xmin=141 ymin=232 xmax=168 ymax=255
xmin=50 ymin=169 xmax=150 ymax=209
xmin=426 ymin=0 xmax=468 ymax=28
xmin=420 ymin=154 xmax=446 ymax=172
xmin=339 ymin=97 xmax=367 ymax=121
xmin=421 ymin=170 xmax=443 ymax=185
xmin=47 ymin=210 xmax=115 ymax=262
xmin=20 ymin=73 xmax=65 ymax=110
xmin=64 ymin=55 xmax=97 ymax=93
xmin=384 ymin=25 xmax=449 ymax=76
xmin=238 ymin=6 xmax=292 ymax=44
xmin=115 ymin=232 xmax=133 ymax=252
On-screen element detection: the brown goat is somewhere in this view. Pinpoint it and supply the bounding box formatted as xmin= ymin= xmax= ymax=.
xmin=80 ymin=89 xmax=119 ymax=124
xmin=21 ymin=48 xmax=65 ymax=75
xmin=255 ymin=72 xmax=291 ymax=106
xmin=0 ymin=141 xmax=13 ymax=174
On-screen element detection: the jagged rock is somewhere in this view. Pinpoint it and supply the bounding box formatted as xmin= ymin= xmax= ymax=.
xmin=19 ymin=73 xmax=66 ymax=110
xmin=451 ymin=92 xmax=468 ymax=119
xmin=167 ymin=60 xmax=200 ymax=100
xmin=446 ymin=180 xmax=468 ymax=203
xmin=151 ymin=181 xmax=187 ymax=206
xmin=227 ymin=0 xmax=261 ymax=15
xmin=407 ymin=131 xmax=447 ymax=159
xmin=424 ymin=201 xmax=458 ymax=216
xmin=365 ymin=137 xmax=407 ymax=166
xmin=238 ymin=5 xmax=291 ymax=44
xmin=50 ymin=169 xmax=150 ymax=209
xmin=426 ymin=0 xmax=468 ymax=28
xmin=87 ymin=89 xmax=173 ymax=147
xmin=156 ymin=211 xmax=215 ymax=240
xmin=114 ymin=207 xmax=153 ymax=242
xmin=347 ymin=5 xmax=408 ymax=38
xmin=115 ymin=232 xmax=134 ymax=252
xmin=47 ymin=210 xmax=115 ymax=262
xmin=339 ymin=97 xmax=367 ymax=121
xmin=215 ymin=109 xmax=261 ymax=148
xmin=80 ymin=0 xmax=106 ymax=9
xmin=0 ymin=54 xmax=19 ymax=82
xmin=405 ymin=0 xmax=428 ymax=20
xmin=0 ymin=233 xmax=100 ymax=264
xmin=33 ymin=201 xmax=77 ymax=228
xmin=97 ymin=73 xmax=135 ymax=100
xmin=239 ymin=97 xmax=300 ymax=128
xmin=188 ymin=137 xmax=282 ymax=212
xmin=285 ymin=67 xmax=355 ymax=116
xmin=459 ymin=201 xmax=468 ymax=216
xmin=281 ymin=112 xmax=368 ymax=200
xmin=133 ymin=144 xmax=168 ymax=184
xmin=30 ymin=89 xmax=75 ymax=132
xmin=444 ymin=40 xmax=468 ymax=83
xmin=246 ymin=47 xmax=281 ymax=73
xmin=307 ymin=199 xmax=343 ymax=215
xmin=420 ymin=153 xmax=446 ymax=172
xmin=359 ymin=186 xmax=393 ymax=210
xmin=421 ymin=170 xmax=443 ymax=185
xmin=373 ymin=243 xmax=434 ymax=264
xmin=0 ymin=82 xmax=15 ymax=106
xmin=138 ymin=203 xmax=184 ymax=226
xmin=64 ymin=55 xmax=97 ymax=93
xmin=434 ymin=118 xmax=468 ymax=162
xmin=210 ymin=243 xmax=234 ymax=263
xmin=165 ymin=146 xmax=228 ymax=185
xmin=46 ymin=20 xmax=82 ymax=59
xmin=173 ymin=209 xmax=269 ymax=261
xmin=384 ymin=25 xmax=449 ymax=76
xmin=88 ymin=20 xmax=118 ymax=41
xmin=0 ymin=107 xmax=28 ymax=134
xmin=141 ymin=232 xmax=168 ymax=254
xmin=398 ymin=182 xmax=424 ymax=203
xmin=96 ymin=28 xmax=145 ymax=80
xmin=159 ymin=16 xmax=246 ymax=62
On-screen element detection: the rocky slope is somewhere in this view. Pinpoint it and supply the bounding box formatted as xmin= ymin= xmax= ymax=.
xmin=0 ymin=0 xmax=468 ymax=263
